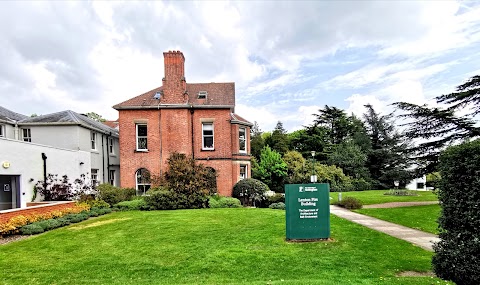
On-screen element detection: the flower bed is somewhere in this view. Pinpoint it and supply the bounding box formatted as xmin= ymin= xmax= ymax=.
xmin=0 ymin=202 xmax=90 ymax=236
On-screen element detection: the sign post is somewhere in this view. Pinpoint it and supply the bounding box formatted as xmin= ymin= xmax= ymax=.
xmin=285 ymin=183 xmax=330 ymax=240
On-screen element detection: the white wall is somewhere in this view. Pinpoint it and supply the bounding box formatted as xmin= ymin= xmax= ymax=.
xmin=0 ymin=137 xmax=91 ymax=208
xmin=406 ymin=175 xmax=427 ymax=191
xmin=26 ymin=125 xmax=80 ymax=150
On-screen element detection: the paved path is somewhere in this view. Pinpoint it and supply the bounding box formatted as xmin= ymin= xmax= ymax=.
xmin=330 ymin=205 xmax=440 ymax=251
xmin=363 ymin=201 xmax=438 ymax=209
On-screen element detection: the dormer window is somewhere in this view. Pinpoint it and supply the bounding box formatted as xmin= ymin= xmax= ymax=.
xmin=198 ymin=91 xmax=207 ymax=99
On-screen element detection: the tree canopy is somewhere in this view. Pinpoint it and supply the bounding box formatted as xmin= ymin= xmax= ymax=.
xmin=393 ymin=75 xmax=480 ymax=173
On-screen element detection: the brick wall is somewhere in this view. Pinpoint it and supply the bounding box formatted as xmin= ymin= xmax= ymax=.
xmin=0 ymin=201 xmax=75 ymax=223
xmin=118 ymin=107 xmax=253 ymax=196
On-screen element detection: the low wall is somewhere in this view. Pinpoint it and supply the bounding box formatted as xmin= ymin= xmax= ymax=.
xmin=0 ymin=201 xmax=75 ymax=223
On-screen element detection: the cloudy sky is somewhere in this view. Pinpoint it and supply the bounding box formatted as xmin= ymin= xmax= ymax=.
xmin=1 ymin=1 xmax=480 ymax=131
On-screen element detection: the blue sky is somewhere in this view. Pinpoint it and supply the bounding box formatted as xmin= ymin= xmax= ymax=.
xmin=1 ymin=1 xmax=480 ymax=132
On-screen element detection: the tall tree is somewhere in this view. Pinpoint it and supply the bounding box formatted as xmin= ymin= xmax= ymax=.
xmin=252 ymin=146 xmax=287 ymax=193
xmin=283 ymin=150 xmax=308 ymax=184
xmin=250 ymin=121 xmax=265 ymax=159
xmin=327 ymin=140 xmax=368 ymax=180
xmin=289 ymin=125 xmax=330 ymax=162
xmin=265 ymin=121 xmax=289 ymax=155
xmin=86 ymin=112 xmax=106 ymax=122
xmin=394 ymin=75 xmax=480 ymax=173
xmin=313 ymin=105 xmax=351 ymax=145
xmin=363 ymin=104 xmax=412 ymax=189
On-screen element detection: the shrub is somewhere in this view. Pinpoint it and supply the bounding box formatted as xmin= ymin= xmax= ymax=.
xmin=66 ymin=213 xmax=89 ymax=223
xmin=208 ymin=196 xmax=242 ymax=208
xmin=114 ymin=199 xmax=148 ymax=211
xmin=432 ymin=139 xmax=480 ymax=284
xmin=34 ymin=174 xmax=74 ymax=201
xmin=35 ymin=219 xmax=61 ymax=231
xmin=263 ymin=193 xmax=285 ymax=208
xmin=20 ymin=224 xmax=44 ymax=235
xmin=333 ymin=197 xmax=363 ymax=210
xmin=56 ymin=217 xmax=71 ymax=227
xmin=144 ymin=190 xmax=208 ymax=210
xmin=165 ymin=152 xmax=217 ymax=196
xmin=384 ymin=189 xmax=418 ymax=196
xmin=232 ymin=178 xmax=269 ymax=206
xmin=85 ymin=199 xmax=110 ymax=209
xmin=269 ymin=202 xmax=285 ymax=210
xmin=97 ymin=184 xmax=136 ymax=206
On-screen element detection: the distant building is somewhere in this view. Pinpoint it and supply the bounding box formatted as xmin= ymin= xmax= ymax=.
xmin=0 ymin=107 xmax=119 ymax=210
xmin=113 ymin=50 xmax=252 ymax=196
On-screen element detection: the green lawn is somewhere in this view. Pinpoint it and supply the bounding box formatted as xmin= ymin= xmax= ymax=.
xmin=0 ymin=209 xmax=450 ymax=285
xmin=356 ymin=204 xmax=441 ymax=234
xmin=330 ymin=190 xmax=438 ymax=205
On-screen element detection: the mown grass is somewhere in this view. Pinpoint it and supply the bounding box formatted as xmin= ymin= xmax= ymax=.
xmin=330 ymin=190 xmax=438 ymax=205
xmin=356 ymin=204 xmax=441 ymax=234
xmin=0 ymin=209 xmax=450 ymax=284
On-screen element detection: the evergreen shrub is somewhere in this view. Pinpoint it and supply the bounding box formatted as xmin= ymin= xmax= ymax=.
xmin=208 ymin=196 xmax=242 ymax=208
xmin=269 ymin=202 xmax=285 ymax=210
xmin=96 ymin=184 xmax=136 ymax=206
xmin=432 ymin=140 xmax=480 ymax=284
xmin=232 ymin=178 xmax=269 ymax=205
xmin=333 ymin=197 xmax=363 ymax=209
xmin=114 ymin=199 xmax=148 ymax=211
xmin=20 ymin=224 xmax=44 ymax=235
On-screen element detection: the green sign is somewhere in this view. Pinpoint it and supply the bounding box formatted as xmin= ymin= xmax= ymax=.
xmin=285 ymin=183 xmax=330 ymax=240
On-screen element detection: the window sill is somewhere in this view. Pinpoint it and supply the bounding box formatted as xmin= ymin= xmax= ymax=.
xmin=135 ymin=149 xmax=149 ymax=153
xmin=201 ymin=148 xmax=215 ymax=151
xmin=91 ymin=150 xmax=99 ymax=153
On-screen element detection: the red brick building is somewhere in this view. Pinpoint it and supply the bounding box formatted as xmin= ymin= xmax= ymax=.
xmin=113 ymin=51 xmax=252 ymax=196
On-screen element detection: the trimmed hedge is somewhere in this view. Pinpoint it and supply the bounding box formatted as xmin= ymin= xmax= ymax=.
xmin=208 ymin=196 xmax=242 ymax=208
xmin=114 ymin=199 xmax=148 ymax=211
xmin=144 ymin=190 xmax=208 ymax=210
xmin=432 ymin=139 xmax=480 ymax=284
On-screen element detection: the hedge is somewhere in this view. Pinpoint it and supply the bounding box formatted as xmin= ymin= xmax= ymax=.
xmin=432 ymin=139 xmax=480 ymax=284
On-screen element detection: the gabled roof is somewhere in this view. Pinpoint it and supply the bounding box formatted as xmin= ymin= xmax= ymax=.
xmin=231 ymin=113 xmax=253 ymax=127
xmin=113 ymin=82 xmax=235 ymax=109
xmin=0 ymin=106 xmax=28 ymax=124
xmin=19 ymin=110 xmax=119 ymax=137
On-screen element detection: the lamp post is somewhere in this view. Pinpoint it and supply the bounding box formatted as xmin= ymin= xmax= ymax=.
xmin=310 ymin=151 xmax=317 ymax=183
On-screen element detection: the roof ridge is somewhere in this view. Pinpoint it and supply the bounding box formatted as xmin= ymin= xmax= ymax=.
xmin=66 ymin=110 xmax=82 ymax=124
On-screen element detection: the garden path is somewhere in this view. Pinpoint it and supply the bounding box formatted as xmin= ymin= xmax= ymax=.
xmin=363 ymin=201 xmax=438 ymax=209
xmin=330 ymin=205 xmax=440 ymax=251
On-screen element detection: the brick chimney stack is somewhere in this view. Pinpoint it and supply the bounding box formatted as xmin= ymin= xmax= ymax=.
xmin=162 ymin=50 xmax=187 ymax=104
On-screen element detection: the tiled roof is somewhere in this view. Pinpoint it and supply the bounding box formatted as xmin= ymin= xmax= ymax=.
xmin=231 ymin=113 xmax=253 ymax=126
xmin=0 ymin=106 xmax=28 ymax=123
xmin=19 ymin=110 xmax=119 ymax=136
xmin=113 ymin=83 xmax=235 ymax=109
xmin=103 ymin=120 xmax=119 ymax=129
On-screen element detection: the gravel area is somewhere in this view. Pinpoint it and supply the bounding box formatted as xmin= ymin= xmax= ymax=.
xmin=363 ymin=201 xmax=439 ymax=209
xmin=0 ymin=235 xmax=29 ymax=245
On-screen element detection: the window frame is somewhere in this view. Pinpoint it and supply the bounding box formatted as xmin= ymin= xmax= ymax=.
xmin=109 ymin=137 xmax=114 ymax=154
xmin=90 ymin=132 xmax=97 ymax=150
xmin=91 ymin=169 xmax=98 ymax=186
xmin=202 ymin=123 xmax=214 ymax=150
xmin=0 ymin=124 xmax=4 ymax=137
xmin=239 ymin=127 xmax=247 ymax=153
xmin=136 ymin=124 xmax=148 ymax=151
xmin=22 ymin=128 xmax=31 ymax=142
xmin=136 ymin=168 xmax=151 ymax=195
xmin=239 ymin=165 xmax=247 ymax=180
xmin=109 ymin=170 xmax=115 ymax=185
